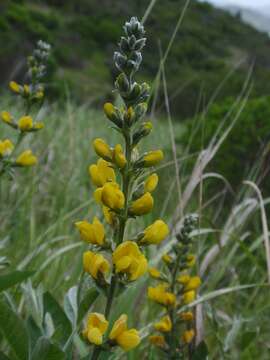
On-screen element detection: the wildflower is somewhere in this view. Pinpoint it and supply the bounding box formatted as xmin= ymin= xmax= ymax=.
xmin=149 ymin=335 xmax=166 ymax=348
xmin=93 ymin=138 xmax=113 ymax=161
xmin=148 ymin=284 xmax=176 ymax=306
xmin=177 ymin=274 xmax=191 ymax=285
xmin=35 ymin=90 xmax=44 ymax=100
xmin=103 ymin=206 xmax=115 ymax=225
xmin=129 ymin=192 xmax=153 ymax=215
xmin=109 ymin=314 xmax=140 ymax=351
xmin=0 ymin=139 xmax=14 ymax=157
xmin=23 ymin=84 xmax=30 ymax=96
xmin=83 ymin=251 xmax=110 ymax=280
xmin=9 ymin=81 xmax=20 ymax=94
xmin=33 ymin=122 xmax=44 ymax=130
xmin=75 ymin=217 xmax=105 ymax=246
xmin=154 ymin=315 xmax=172 ymax=332
xmin=182 ymin=329 xmax=195 ymax=344
xmin=184 ymin=276 xmax=201 ymax=292
xmin=183 ymin=290 xmax=196 ymax=305
xmin=101 ymin=182 xmax=125 ymax=210
xmin=162 ymin=253 xmax=173 ymax=264
xmin=140 ymin=219 xmax=169 ymax=245
xmin=113 ymin=144 xmax=127 ymax=169
xmin=143 ymin=150 xmax=164 ymax=167
xmin=89 ymin=159 xmax=115 ymax=187
xmin=16 ymin=150 xmax=37 ymax=166
xmin=186 ymin=254 xmax=196 ymax=267
xmin=144 ymin=173 xmax=158 ymax=192
xmin=18 ymin=116 xmax=33 ymax=131
xmin=82 ymin=312 xmax=108 ymax=345
xmin=113 ymin=241 xmax=147 ymax=281
xmin=148 ymin=267 xmax=161 ymax=279
xmin=1 ymin=111 xmax=12 ymax=124
xmin=179 ymin=312 xmax=194 ymax=321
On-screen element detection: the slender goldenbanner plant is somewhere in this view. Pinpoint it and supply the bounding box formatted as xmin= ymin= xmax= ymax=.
xmin=75 ymin=17 xmax=169 ymax=359
xmin=148 ymin=215 xmax=201 ymax=359
xmin=0 ymin=40 xmax=50 ymax=178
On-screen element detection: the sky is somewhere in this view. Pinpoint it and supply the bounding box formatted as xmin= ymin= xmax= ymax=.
xmin=201 ymin=0 xmax=270 ymax=9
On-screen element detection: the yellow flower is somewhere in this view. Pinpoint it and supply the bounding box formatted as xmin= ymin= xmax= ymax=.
xmin=109 ymin=314 xmax=140 ymax=351
xmin=148 ymin=267 xmax=161 ymax=279
xmin=23 ymin=84 xmax=30 ymax=95
xmin=113 ymin=241 xmax=147 ymax=281
xmin=104 ymin=102 xmax=115 ymax=119
xmin=18 ymin=116 xmax=33 ymax=131
xmin=141 ymin=220 xmax=169 ymax=245
xmin=101 ymin=182 xmax=125 ymax=210
xmin=113 ymin=144 xmax=127 ymax=169
xmin=179 ymin=312 xmax=194 ymax=321
xmin=148 ymin=284 xmax=176 ymax=306
xmin=129 ymin=192 xmax=153 ymax=216
xmin=103 ymin=206 xmax=115 ymax=225
xmin=143 ymin=150 xmax=164 ymax=167
xmin=35 ymin=91 xmax=44 ymax=99
xmin=89 ymin=159 xmax=115 ymax=187
xmin=186 ymin=254 xmax=196 ymax=267
xmin=9 ymin=81 xmax=20 ymax=94
xmin=93 ymin=138 xmax=113 ymax=161
xmin=183 ymin=290 xmax=196 ymax=305
xmin=82 ymin=312 xmax=108 ymax=345
xmin=1 ymin=111 xmax=12 ymax=124
xmin=83 ymin=251 xmax=110 ymax=279
xmin=182 ymin=329 xmax=195 ymax=344
xmin=154 ymin=315 xmax=172 ymax=332
xmin=16 ymin=150 xmax=37 ymax=166
xmin=162 ymin=254 xmax=173 ymax=264
xmin=149 ymin=335 xmax=166 ymax=348
xmin=75 ymin=217 xmax=105 ymax=246
xmin=33 ymin=122 xmax=44 ymax=130
xmin=0 ymin=139 xmax=14 ymax=157
xmin=144 ymin=173 xmax=158 ymax=192
xmin=177 ymin=274 xmax=190 ymax=285
xmin=184 ymin=276 xmax=201 ymax=292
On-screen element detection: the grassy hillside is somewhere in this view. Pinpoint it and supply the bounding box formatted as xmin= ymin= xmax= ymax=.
xmin=1 ymin=0 xmax=270 ymax=118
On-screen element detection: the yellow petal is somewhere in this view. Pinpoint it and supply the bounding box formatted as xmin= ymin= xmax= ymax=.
xmin=116 ymin=329 xmax=140 ymax=351
xmin=109 ymin=314 xmax=128 ymax=340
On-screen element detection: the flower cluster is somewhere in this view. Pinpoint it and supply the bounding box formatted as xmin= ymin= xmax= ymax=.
xmin=0 ymin=40 xmax=50 ymax=177
xmin=75 ymin=17 xmax=169 ymax=358
xmin=148 ymin=215 xmax=201 ymax=358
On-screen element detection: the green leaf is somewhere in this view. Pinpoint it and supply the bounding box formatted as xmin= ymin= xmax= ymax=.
xmin=31 ymin=337 xmax=65 ymax=360
xmin=43 ymin=292 xmax=72 ymax=344
xmin=0 ymin=271 xmax=34 ymax=292
xmin=192 ymin=341 xmax=209 ymax=360
xmin=77 ymin=287 xmax=99 ymax=324
xmin=0 ymin=352 xmax=11 ymax=360
xmin=64 ymin=286 xmax=78 ymax=328
xmin=0 ymin=299 xmax=29 ymax=360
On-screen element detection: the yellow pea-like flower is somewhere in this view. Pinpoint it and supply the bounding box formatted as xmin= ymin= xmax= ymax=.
xmin=144 ymin=173 xmax=158 ymax=192
xmin=113 ymin=241 xmax=147 ymax=281
xmin=182 ymin=329 xmax=195 ymax=344
xmin=16 ymin=150 xmax=37 ymax=167
xmin=113 ymin=144 xmax=127 ymax=169
xmin=183 ymin=290 xmax=196 ymax=305
xmin=93 ymin=138 xmax=113 ymax=161
xmin=23 ymin=84 xmax=30 ymax=95
xmin=162 ymin=253 xmax=173 ymax=264
xmin=75 ymin=217 xmax=105 ymax=246
xmin=83 ymin=251 xmax=110 ymax=279
xmin=82 ymin=312 xmax=108 ymax=345
xmin=186 ymin=254 xmax=196 ymax=267
xmin=0 ymin=139 xmax=14 ymax=157
xmin=154 ymin=315 xmax=172 ymax=332
xmin=129 ymin=192 xmax=153 ymax=216
xmin=18 ymin=116 xmax=33 ymax=131
xmin=102 ymin=206 xmax=115 ymax=225
xmin=101 ymin=182 xmax=125 ymax=210
xmin=89 ymin=159 xmax=115 ymax=187
xmin=148 ymin=267 xmax=161 ymax=279
xmin=184 ymin=276 xmax=201 ymax=292
xmin=33 ymin=122 xmax=44 ymax=130
xmin=104 ymin=102 xmax=115 ymax=119
xmin=148 ymin=284 xmax=176 ymax=306
xmin=141 ymin=219 xmax=169 ymax=245
xmin=177 ymin=274 xmax=191 ymax=285
xmin=9 ymin=81 xmax=20 ymax=94
xmin=1 ymin=111 xmax=12 ymax=124
xmin=179 ymin=312 xmax=194 ymax=321
xmin=143 ymin=150 xmax=164 ymax=167
xmin=149 ymin=335 xmax=166 ymax=348
xmin=109 ymin=314 xmax=140 ymax=351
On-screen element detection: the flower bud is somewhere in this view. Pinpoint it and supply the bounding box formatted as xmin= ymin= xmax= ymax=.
xmin=143 ymin=150 xmax=164 ymax=167
xmin=113 ymin=144 xmax=127 ymax=169
xmin=18 ymin=116 xmax=33 ymax=131
xmin=115 ymin=73 xmax=130 ymax=93
xmin=149 ymin=335 xmax=166 ymax=348
xmin=93 ymin=138 xmax=113 ymax=161
xmin=103 ymin=103 xmax=123 ymax=128
xmin=132 ymin=122 xmax=152 ymax=146
xmin=154 ymin=316 xmax=172 ymax=332
xmin=16 ymin=150 xmax=37 ymax=167
xmin=182 ymin=329 xmax=195 ymax=344
xmin=0 ymin=139 xmax=14 ymax=157
xmin=183 ymin=290 xmax=196 ymax=305
xmin=129 ymin=192 xmax=153 ymax=216
xmin=140 ymin=220 xmax=169 ymax=245
xmin=9 ymin=81 xmax=21 ymax=94
xmin=184 ymin=276 xmax=201 ymax=292
xmin=101 ymin=182 xmax=125 ymax=210
xmin=1 ymin=111 xmax=13 ymax=124
xmin=148 ymin=267 xmax=161 ymax=279
xmin=144 ymin=173 xmax=158 ymax=192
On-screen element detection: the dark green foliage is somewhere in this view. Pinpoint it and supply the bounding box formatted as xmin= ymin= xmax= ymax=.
xmin=182 ymin=96 xmax=270 ymax=193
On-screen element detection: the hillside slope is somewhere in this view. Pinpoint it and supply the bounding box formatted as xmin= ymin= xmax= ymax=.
xmin=1 ymin=0 xmax=270 ymax=118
